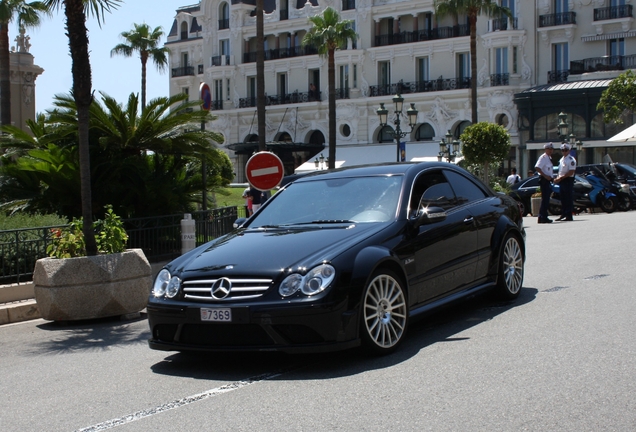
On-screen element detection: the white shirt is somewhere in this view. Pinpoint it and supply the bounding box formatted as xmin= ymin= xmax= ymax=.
xmin=506 ymin=174 xmax=520 ymax=185
xmin=535 ymin=153 xmax=553 ymax=178
xmin=558 ymin=154 xmax=577 ymax=177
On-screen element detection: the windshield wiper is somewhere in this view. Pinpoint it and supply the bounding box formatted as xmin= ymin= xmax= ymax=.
xmin=311 ymin=219 xmax=355 ymax=224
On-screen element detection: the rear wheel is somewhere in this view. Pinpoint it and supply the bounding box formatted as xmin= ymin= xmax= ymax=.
xmin=599 ymin=196 xmax=617 ymax=213
xmin=360 ymin=270 xmax=408 ymax=354
xmin=495 ymin=234 xmax=524 ymax=300
xmin=617 ymin=194 xmax=631 ymax=211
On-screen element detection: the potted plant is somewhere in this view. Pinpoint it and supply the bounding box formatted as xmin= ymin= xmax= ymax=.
xmin=531 ymin=188 xmax=542 ymax=217
xmin=33 ymin=206 xmax=152 ymax=321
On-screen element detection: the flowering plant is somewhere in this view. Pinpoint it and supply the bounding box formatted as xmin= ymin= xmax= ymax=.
xmin=47 ymin=205 xmax=129 ymax=258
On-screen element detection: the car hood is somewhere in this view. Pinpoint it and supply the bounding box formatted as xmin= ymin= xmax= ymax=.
xmin=170 ymin=223 xmax=392 ymax=279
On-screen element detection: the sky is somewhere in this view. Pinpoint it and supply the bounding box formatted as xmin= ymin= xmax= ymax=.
xmin=26 ymin=1 xmax=185 ymax=114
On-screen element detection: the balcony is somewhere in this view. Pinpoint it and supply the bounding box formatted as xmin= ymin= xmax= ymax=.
xmin=547 ymin=70 xmax=569 ymax=84
xmin=211 ymin=100 xmax=223 ymax=111
xmin=490 ymin=73 xmax=509 ymax=87
xmin=238 ymin=91 xmax=322 ymax=108
xmin=539 ymin=12 xmax=576 ymax=27
xmin=570 ymin=54 xmax=636 ymax=75
xmin=369 ymin=77 xmax=470 ymax=97
xmin=243 ymin=46 xmax=319 ymax=63
xmin=280 ymin=9 xmax=288 ymax=20
xmin=172 ymin=66 xmax=195 ymax=77
xmin=211 ymin=55 xmax=231 ymax=66
xmin=489 ymin=17 xmax=518 ymax=31
xmin=342 ymin=0 xmax=355 ymax=11
xmin=374 ymin=24 xmax=469 ymax=47
xmin=594 ymin=5 xmax=633 ymax=21
xmin=335 ymin=88 xmax=350 ymax=100
xmin=218 ymin=19 xmax=229 ymax=30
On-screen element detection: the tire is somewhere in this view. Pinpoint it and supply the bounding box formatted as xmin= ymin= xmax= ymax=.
xmin=599 ymin=196 xmax=617 ymax=213
xmin=494 ymin=234 xmax=524 ymax=300
xmin=360 ymin=270 xmax=408 ymax=354
xmin=617 ymin=194 xmax=631 ymax=212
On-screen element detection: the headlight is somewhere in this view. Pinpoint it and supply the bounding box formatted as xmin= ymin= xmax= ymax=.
xmin=165 ymin=276 xmax=182 ymax=298
xmin=153 ymin=269 xmax=170 ymax=297
xmin=279 ymin=264 xmax=335 ymax=297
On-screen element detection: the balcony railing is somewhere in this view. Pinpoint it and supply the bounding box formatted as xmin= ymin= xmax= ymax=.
xmin=218 ymin=19 xmax=229 ymax=30
xmin=243 ymin=45 xmax=319 ymax=63
xmin=231 ymin=0 xmax=256 ymax=4
xmin=211 ymin=100 xmax=223 ymax=111
xmin=335 ymin=88 xmax=350 ymax=100
xmin=489 ymin=17 xmax=518 ymax=31
xmin=280 ymin=8 xmax=288 ymax=20
xmin=211 ymin=55 xmax=230 ymax=66
xmin=570 ymin=54 xmax=636 ymax=74
xmin=548 ymin=70 xmax=569 ymax=83
xmin=238 ymin=91 xmax=322 ymax=108
xmin=594 ymin=5 xmax=633 ymax=21
xmin=369 ymin=77 xmax=470 ymax=97
xmin=539 ymin=12 xmax=576 ymax=27
xmin=374 ymin=24 xmax=469 ymax=47
xmin=490 ymin=73 xmax=510 ymax=87
xmin=342 ymin=0 xmax=355 ymax=11
xmin=171 ymin=66 xmax=195 ymax=77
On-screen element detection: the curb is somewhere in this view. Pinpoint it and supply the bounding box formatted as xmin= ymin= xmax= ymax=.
xmin=0 ymin=299 xmax=40 ymax=325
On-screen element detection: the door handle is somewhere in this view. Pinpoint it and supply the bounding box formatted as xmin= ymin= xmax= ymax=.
xmin=463 ymin=216 xmax=474 ymax=224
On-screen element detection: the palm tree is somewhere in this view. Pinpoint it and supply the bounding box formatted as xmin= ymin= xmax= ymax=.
xmin=434 ymin=0 xmax=511 ymax=124
xmin=302 ymin=7 xmax=357 ymax=169
xmin=43 ymin=0 xmax=121 ymax=255
xmin=0 ymin=0 xmax=48 ymax=127
xmin=110 ymin=23 xmax=169 ymax=109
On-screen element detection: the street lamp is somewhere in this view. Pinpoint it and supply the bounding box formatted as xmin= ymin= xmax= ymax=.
xmin=557 ymin=111 xmax=584 ymax=162
xmin=314 ymin=153 xmax=328 ymax=170
xmin=438 ymin=130 xmax=460 ymax=162
xmin=376 ymin=95 xmax=418 ymax=162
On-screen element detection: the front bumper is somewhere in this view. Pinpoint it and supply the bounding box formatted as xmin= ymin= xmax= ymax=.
xmin=147 ymin=298 xmax=360 ymax=354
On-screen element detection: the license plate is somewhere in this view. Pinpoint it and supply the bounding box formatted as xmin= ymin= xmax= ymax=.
xmin=200 ymin=308 xmax=232 ymax=322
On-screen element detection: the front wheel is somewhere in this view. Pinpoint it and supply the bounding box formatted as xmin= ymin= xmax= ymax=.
xmin=360 ymin=270 xmax=408 ymax=354
xmin=599 ymin=196 xmax=617 ymax=213
xmin=617 ymin=194 xmax=631 ymax=211
xmin=494 ymin=234 xmax=524 ymax=300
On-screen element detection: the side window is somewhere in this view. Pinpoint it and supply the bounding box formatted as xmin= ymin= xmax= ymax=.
xmin=444 ymin=170 xmax=488 ymax=205
xmin=410 ymin=170 xmax=457 ymax=215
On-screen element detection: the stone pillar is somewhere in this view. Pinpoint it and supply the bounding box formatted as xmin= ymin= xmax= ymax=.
xmin=181 ymin=214 xmax=196 ymax=255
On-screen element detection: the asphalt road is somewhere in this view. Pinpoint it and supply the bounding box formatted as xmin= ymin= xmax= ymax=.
xmin=2 ymin=211 xmax=636 ymax=432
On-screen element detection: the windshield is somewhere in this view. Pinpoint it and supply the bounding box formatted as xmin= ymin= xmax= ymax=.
xmin=248 ymin=175 xmax=403 ymax=227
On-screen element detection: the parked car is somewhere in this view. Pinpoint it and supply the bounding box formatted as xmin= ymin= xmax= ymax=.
xmin=509 ymin=174 xmax=591 ymax=216
xmin=148 ymin=162 xmax=526 ymax=355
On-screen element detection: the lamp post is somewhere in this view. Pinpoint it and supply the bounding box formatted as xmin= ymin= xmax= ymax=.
xmin=376 ymin=94 xmax=418 ymax=162
xmin=438 ymin=130 xmax=460 ymax=162
xmin=314 ymin=153 xmax=328 ymax=170
xmin=557 ymin=112 xmax=584 ymax=162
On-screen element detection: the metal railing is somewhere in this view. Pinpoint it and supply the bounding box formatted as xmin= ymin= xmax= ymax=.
xmin=548 ymin=70 xmax=570 ymax=83
xmin=171 ymin=66 xmax=195 ymax=77
xmin=570 ymin=54 xmax=636 ymax=74
xmin=0 ymin=207 xmax=244 ymax=284
xmin=374 ymin=24 xmax=469 ymax=47
xmin=539 ymin=12 xmax=576 ymax=27
xmin=490 ymin=73 xmax=510 ymax=86
xmin=243 ymin=45 xmax=318 ymax=63
xmin=335 ymin=87 xmax=350 ymax=99
xmin=218 ymin=18 xmax=229 ymax=30
xmin=594 ymin=5 xmax=633 ymax=21
xmin=489 ymin=17 xmax=518 ymax=31
xmin=369 ymin=77 xmax=470 ymax=97
xmin=239 ymin=90 xmax=321 ymax=108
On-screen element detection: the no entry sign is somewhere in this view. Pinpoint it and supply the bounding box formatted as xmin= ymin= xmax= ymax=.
xmin=245 ymin=152 xmax=284 ymax=191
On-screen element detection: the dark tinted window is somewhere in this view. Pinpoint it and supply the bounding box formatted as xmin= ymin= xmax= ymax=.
xmin=411 ymin=170 xmax=456 ymax=213
xmin=444 ymin=170 xmax=487 ymax=205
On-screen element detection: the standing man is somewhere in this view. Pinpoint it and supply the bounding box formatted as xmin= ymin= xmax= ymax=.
xmin=506 ymin=168 xmax=521 ymax=185
xmin=249 ymin=186 xmax=263 ymax=213
xmin=554 ymin=143 xmax=577 ymax=221
xmin=535 ymin=142 xmax=555 ymax=224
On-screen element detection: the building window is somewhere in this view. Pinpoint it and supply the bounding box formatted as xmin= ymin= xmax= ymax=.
xmin=553 ymin=42 xmax=568 ymax=72
xmin=609 ymin=38 xmax=625 ymax=57
xmin=555 ymin=0 xmax=568 ymax=13
xmin=415 ymin=123 xmax=435 ymax=141
xmin=180 ymin=22 xmax=188 ymax=40
xmin=501 ymin=0 xmax=515 ymax=16
xmin=219 ymin=3 xmax=229 ymax=29
xmin=512 ymin=46 xmax=518 ymax=74
xmin=417 ymin=57 xmax=429 ymax=82
xmin=496 ymin=48 xmax=508 ymax=74
xmin=457 ymin=53 xmax=470 ymax=80
xmin=379 ymin=126 xmax=395 ymax=143
xmin=182 ymin=87 xmax=189 ymax=100
xmin=339 ymin=65 xmax=349 ymax=90
xmin=379 ymin=61 xmax=391 ymax=89
xmin=353 ymin=64 xmax=357 ymax=88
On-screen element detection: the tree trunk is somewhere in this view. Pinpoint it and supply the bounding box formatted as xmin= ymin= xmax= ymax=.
xmin=64 ymin=0 xmax=97 ymax=256
xmin=256 ymin=0 xmax=266 ymax=152
xmin=140 ymin=51 xmax=148 ymax=109
xmin=327 ymin=47 xmax=336 ymax=169
xmin=0 ymin=23 xmax=11 ymax=127
xmin=469 ymin=13 xmax=478 ymax=125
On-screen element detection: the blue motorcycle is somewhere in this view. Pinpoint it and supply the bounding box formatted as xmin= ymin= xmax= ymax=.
xmin=550 ymin=172 xmax=617 ymax=214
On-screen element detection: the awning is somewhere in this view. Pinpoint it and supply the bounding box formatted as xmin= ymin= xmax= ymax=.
xmin=294 ymin=142 xmax=442 ymax=173
xmin=582 ymin=30 xmax=636 ymax=42
xmin=607 ymin=123 xmax=636 ymax=142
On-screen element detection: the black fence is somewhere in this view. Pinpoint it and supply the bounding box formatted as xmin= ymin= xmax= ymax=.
xmin=0 ymin=206 xmax=245 ymax=285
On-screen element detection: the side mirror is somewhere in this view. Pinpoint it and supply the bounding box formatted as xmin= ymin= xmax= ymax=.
xmin=412 ymin=206 xmax=446 ymax=228
xmin=233 ymin=217 xmax=247 ymax=229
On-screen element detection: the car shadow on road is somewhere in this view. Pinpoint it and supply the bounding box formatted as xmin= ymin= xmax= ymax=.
xmin=149 ymin=287 xmax=538 ymax=381
xmin=28 ymin=313 xmax=150 ymax=354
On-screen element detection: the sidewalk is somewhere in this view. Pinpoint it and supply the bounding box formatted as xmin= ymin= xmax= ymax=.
xmin=0 ymin=282 xmax=40 ymax=325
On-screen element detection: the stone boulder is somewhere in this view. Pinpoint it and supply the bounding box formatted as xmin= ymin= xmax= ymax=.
xmin=33 ymin=249 xmax=152 ymax=321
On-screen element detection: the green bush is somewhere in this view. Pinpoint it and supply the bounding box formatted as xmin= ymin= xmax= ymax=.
xmin=0 ymin=213 xmax=67 ymax=231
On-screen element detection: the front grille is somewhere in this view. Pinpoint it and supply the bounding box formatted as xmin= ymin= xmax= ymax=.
xmin=183 ymin=277 xmax=272 ymax=301
xmin=179 ymin=323 xmax=274 ymax=346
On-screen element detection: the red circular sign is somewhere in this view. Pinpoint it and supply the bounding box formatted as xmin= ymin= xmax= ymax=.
xmin=245 ymin=152 xmax=284 ymax=191
xmin=200 ymin=83 xmax=211 ymax=111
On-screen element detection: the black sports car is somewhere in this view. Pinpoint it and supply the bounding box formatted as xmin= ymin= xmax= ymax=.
xmin=148 ymin=162 xmax=526 ymax=354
